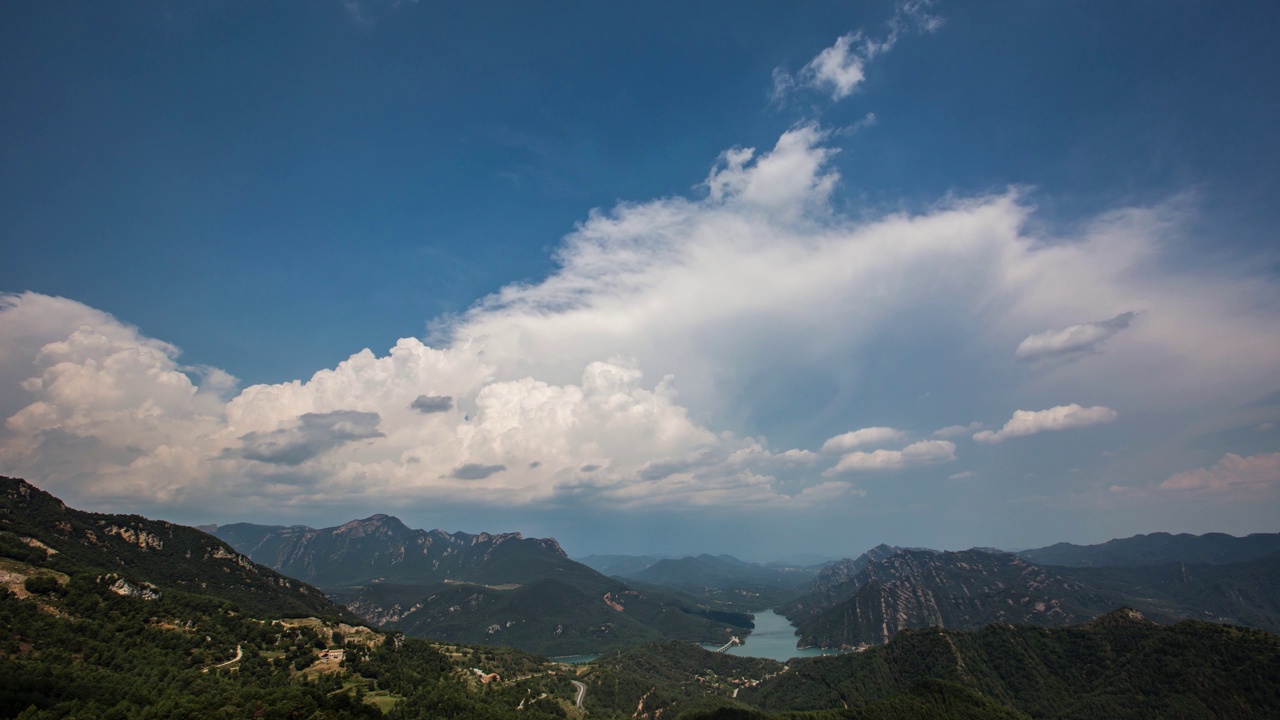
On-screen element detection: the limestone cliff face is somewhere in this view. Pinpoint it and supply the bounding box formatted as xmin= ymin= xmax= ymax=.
xmin=793 ymin=548 xmax=1119 ymax=648
xmin=215 ymin=515 xmax=570 ymax=589
xmin=779 ymin=543 xmax=902 ymax=621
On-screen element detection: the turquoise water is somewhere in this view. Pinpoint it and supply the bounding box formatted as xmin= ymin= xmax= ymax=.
xmin=550 ymin=610 xmax=839 ymax=665
xmin=700 ymin=610 xmax=842 ymax=662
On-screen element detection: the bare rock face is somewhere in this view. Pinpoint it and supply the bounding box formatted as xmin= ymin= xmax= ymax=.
xmin=213 ymin=515 xmax=570 ymax=589
xmin=0 ymin=476 xmax=353 ymax=621
xmin=810 ymin=544 xmax=900 ymax=594
xmin=101 ymin=573 xmax=162 ymax=601
xmin=791 ymin=544 xmax=1280 ymax=649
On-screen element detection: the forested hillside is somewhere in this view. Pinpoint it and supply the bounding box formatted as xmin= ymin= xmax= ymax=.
xmin=0 ymin=477 xmax=350 ymax=621
xmin=3 ymin=477 xmax=1278 ymax=719
xmin=783 ymin=544 xmax=1280 ymax=648
xmin=740 ymin=609 xmax=1280 ymax=719
xmin=217 ymin=514 xmax=751 ymax=655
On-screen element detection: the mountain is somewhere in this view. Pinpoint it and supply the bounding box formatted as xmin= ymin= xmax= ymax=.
xmin=1018 ymin=531 xmax=1280 ymax=567
xmin=0 ymin=478 xmax=590 ymax=718
xmin=0 ymin=476 xmax=351 ymax=620
xmin=215 ymin=515 xmax=570 ymax=588
xmin=626 ymin=553 xmax=816 ymax=610
xmin=787 ymin=548 xmax=1120 ymax=647
xmin=738 ymin=609 xmax=1280 ymax=719
xmin=216 ymin=516 xmax=749 ymax=655
xmin=574 ymin=610 xmax=1280 ymax=719
xmin=4 ymin=477 xmax=1277 ymax=718
xmin=782 ymin=545 xmax=1280 ymax=648
xmin=777 ymin=543 xmax=900 ymax=622
xmin=1063 ymin=553 xmax=1280 ymax=634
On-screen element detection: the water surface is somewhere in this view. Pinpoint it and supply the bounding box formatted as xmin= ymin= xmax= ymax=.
xmin=701 ymin=610 xmax=842 ymax=662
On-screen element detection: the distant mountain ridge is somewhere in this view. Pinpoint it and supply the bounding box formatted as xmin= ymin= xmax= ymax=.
xmin=215 ymin=515 xmax=567 ymax=588
xmin=214 ymin=516 xmax=748 ymax=654
xmin=1017 ymin=531 xmax=1280 ymax=567
xmin=625 ymin=553 xmax=816 ymax=609
xmin=782 ymin=543 xmax=1280 ymax=648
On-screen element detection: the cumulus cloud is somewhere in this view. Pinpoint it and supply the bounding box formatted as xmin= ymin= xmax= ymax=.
xmin=973 ymin=405 xmax=1118 ymax=444
xmin=948 ymin=471 xmax=975 ymax=481
xmin=800 ymin=34 xmax=869 ymax=101
xmin=824 ymin=440 xmax=956 ymax=475
xmin=821 ymin=427 xmax=908 ymax=453
xmin=1159 ymin=452 xmax=1280 ymax=496
xmin=1015 ymin=312 xmax=1137 ymax=362
xmin=410 ymin=394 xmax=453 ymax=413
xmin=240 ymin=411 xmax=383 ymax=466
xmin=2 ymin=109 xmax=1279 ymax=517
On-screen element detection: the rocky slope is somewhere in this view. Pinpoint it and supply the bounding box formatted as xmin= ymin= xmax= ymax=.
xmin=783 ymin=545 xmax=1280 ymax=648
xmin=215 ymin=515 xmax=569 ymax=588
xmin=0 ymin=476 xmax=351 ymax=620
xmin=790 ymin=548 xmax=1118 ymax=647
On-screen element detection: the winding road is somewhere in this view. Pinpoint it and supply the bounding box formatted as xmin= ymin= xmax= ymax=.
xmin=571 ymin=680 xmax=587 ymax=708
xmin=202 ymin=645 xmax=243 ymax=673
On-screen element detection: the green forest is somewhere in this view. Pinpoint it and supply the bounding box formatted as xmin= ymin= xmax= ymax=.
xmin=4 ymin=476 xmax=1280 ymax=719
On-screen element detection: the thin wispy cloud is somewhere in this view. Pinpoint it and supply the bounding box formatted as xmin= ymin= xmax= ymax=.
xmin=1015 ymin=312 xmax=1137 ymax=362
xmin=821 ymin=427 xmax=908 ymax=454
xmin=772 ymin=1 xmax=943 ymax=103
xmin=824 ymin=440 xmax=957 ymax=475
xmin=973 ymin=405 xmax=1118 ymax=444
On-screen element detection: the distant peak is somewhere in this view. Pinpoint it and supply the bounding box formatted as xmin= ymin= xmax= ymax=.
xmin=336 ymin=514 xmax=408 ymax=534
xmin=1087 ymin=608 xmax=1155 ymax=628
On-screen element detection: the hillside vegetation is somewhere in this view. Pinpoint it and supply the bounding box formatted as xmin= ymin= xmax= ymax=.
xmin=782 ymin=545 xmax=1280 ymax=648
xmin=218 ymin=517 xmax=750 ymax=655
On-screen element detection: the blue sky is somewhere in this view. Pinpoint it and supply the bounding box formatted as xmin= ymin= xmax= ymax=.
xmin=1 ymin=1 xmax=1278 ymax=560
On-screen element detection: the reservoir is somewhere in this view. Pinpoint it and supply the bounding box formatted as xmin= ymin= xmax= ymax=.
xmin=701 ymin=609 xmax=842 ymax=661
xmin=552 ymin=609 xmax=841 ymax=665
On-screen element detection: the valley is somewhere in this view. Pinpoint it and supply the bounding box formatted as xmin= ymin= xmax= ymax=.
xmin=3 ymin=475 xmax=1278 ymax=719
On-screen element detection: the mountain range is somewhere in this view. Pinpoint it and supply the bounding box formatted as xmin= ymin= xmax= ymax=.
xmin=211 ymin=517 xmax=751 ymax=655
xmin=1016 ymin=531 xmax=1280 ymax=567
xmin=781 ymin=541 xmax=1280 ymax=648
xmin=4 ymin=475 xmax=1279 ymax=718
xmin=583 ymin=552 xmax=818 ymax=610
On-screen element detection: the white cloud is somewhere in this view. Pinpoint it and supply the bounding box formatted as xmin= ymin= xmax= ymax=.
xmin=773 ymin=2 xmax=943 ymax=103
xmin=2 ymin=116 xmax=1279 ymax=518
xmin=802 ymin=33 xmax=868 ymax=101
xmin=821 ymin=426 xmax=908 ymax=454
xmin=973 ymin=405 xmax=1118 ymax=444
xmin=1015 ymin=311 xmax=1136 ymax=362
xmin=824 ymin=440 xmax=956 ymax=475
xmin=1159 ymin=452 xmax=1280 ymax=496
xmin=947 ymin=471 xmax=975 ymax=481
xmin=933 ymin=422 xmax=982 ymax=438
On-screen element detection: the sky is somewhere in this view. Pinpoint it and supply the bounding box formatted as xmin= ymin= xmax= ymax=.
xmin=1 ymin=1 xmax=1278 ymax=562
